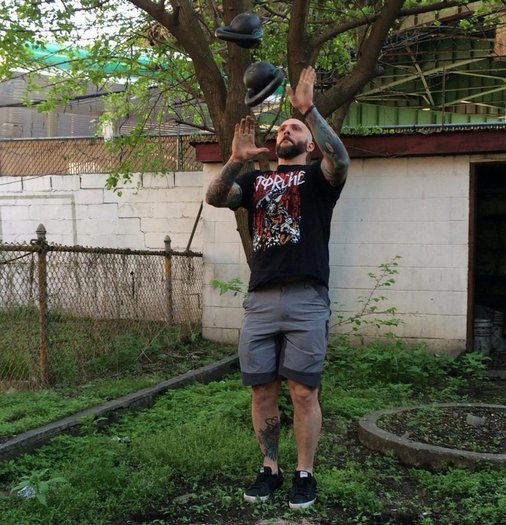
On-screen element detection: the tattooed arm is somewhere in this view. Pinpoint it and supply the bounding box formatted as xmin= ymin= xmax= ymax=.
xmin=205 ymin=116 xmax=269 ymax=208
xmin=287 ymin=67 xmax=349 ymax=187
xmin=305 ymin=106 xmax=349 ymax=187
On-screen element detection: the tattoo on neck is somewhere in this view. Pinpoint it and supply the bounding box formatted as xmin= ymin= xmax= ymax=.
xmin=259 ymin=416 xmax=280 ymax=461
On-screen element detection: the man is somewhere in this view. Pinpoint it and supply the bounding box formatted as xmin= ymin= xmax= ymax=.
xmin=205 ymin=66 xmax=349 ymax=509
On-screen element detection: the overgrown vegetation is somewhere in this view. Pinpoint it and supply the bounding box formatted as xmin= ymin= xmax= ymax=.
xmin=0 ymin=338 xmax=502 ymax=525
xmin=0 ymin=322 xmax=235 ymax=438
xmin=1 ymin=259 xmax=503 ymax=524
xmin=0 ymin=309 xmax=233 ymax=388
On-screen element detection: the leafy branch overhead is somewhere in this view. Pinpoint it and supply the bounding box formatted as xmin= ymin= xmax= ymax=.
xmin=1 ymin=0 xmax=503 ymax=149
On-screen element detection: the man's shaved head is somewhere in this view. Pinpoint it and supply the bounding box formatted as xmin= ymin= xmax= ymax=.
xmin=275 ymin=118 xmax=315 ymax=161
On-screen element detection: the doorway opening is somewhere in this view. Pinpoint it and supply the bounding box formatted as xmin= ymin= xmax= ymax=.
xmin=470 ymin=162 xmax=506 ymax=364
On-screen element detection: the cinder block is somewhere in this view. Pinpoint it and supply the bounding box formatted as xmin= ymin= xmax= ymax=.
xmin=2 ymin=205 xmax=30 ymax=221
xmin=80 ymin=173 xmax=109 ymax=189
xmin=182 ymin=202 xmax=203 ymax=218
xmin=201 ymin=220 xmax=215 ymax=243
xmin=141 ymin=217 xmax=172 ymax=233
xmin=85 ymin=204 xmax=118 ymax=220
xmin=142 ymin=172 xmax=175 ymax=189
xmin=22 ymin=176 xmax=52 ymax=192
xmin=78 ymin=219 xmax=116 ymax=236
xmin=144 ymin=232 xmax=189 ymax=251
xmin=202 ymin=326 xmax=225 ymax=343
xmin=202 ymin=306 xmax=243 ymax=329
xmin=206 ymin=242 xmax=241 ymax=264
xmin=204 ymin=280 xmax=245 ymax=307
xmin=114 ymin=173 xmax=142 ymax=190
xmin=3 ymin=219 xmax=40 ymax=241
xmin=51 ymin=175 xmax=80 ymax=192
xmin=169 ymin=218 xmax=201 ymax=234
xmin=205 ymin=204 xmax=236 ymax=222
xmin=167 ymin=187 xmax=202 ymax=203
xmin=74 ymin=190 xmax=104 ymax=205
xmin=175 ymin=171 xmax=204 ymax=187
xmin=117 ymin=203 xmax=140 ymax=218
xmin=0 ymin=177 xmax=22 ymax=192
xmin=113 ymin=218 xmax=141 ymax=235
xmin=35 ymin=203 xmax=74 ymax=221
xmin=114 ymin=234 xmax=146 ymax=249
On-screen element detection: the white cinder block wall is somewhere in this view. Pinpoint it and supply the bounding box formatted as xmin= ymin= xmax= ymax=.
xmin=3 ymin=152 xmax=504 ymax=353
xmin=201 ymin=153 xmax=503 ymax=354
xmin=0 ymin=171 xmax=204 ymax=251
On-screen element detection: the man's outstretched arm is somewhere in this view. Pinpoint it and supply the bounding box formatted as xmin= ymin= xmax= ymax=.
xmin=305 ymin=106 xmax=349 ymax=187
xmin=205 ymin=116 xmax=269 ymax=208
xmin=287 ymin=67 xmax=349 ymax=187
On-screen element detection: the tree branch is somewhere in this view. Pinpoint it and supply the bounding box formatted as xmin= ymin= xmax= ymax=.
xmin=316 ymin=0 xmax=405 ymax=118
xmin=311 ymin=0 xmax=477 ymax=50
xmin=287 ymin=0 xmax=312 ymax=87
xmin=126 ymin=0 xmax=228 ymax=132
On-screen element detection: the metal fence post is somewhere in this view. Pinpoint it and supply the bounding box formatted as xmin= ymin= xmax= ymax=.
xmin=36 ymin=224 xmax=49 ymax=387
xmin=164 ymin=235 xmax=173 ymax=323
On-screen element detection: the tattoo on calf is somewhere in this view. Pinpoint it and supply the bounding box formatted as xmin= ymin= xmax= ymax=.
xmin=259 ymin=416 xmax=280 ymax=461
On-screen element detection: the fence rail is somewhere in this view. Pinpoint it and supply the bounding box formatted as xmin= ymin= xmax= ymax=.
xmin=0 ymin=225 xmax=203 ymax=389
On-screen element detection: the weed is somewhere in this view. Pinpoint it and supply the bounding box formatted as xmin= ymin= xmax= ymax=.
xmin=10 ymin=468 xmax=67 ymax=507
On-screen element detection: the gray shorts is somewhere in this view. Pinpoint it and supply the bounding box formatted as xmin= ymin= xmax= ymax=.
xmin=238 ymin=279 xmax=330 ymax=388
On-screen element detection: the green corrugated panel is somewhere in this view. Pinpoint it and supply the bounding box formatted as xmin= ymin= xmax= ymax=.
xmin=342 ymin=102 xmax=502 ymax=130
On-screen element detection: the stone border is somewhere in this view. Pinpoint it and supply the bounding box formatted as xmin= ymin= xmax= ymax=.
xmin=358 ymin=403 xmax=506 ymax=469
xmin=0 ymin=355 xmax=239 ymax=462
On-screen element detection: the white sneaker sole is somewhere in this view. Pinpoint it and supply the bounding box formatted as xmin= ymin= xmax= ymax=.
xmin=243 ymin=493 xmax=269 ymax=503
xmin=289 ymin=497 xmax=316 ymax=510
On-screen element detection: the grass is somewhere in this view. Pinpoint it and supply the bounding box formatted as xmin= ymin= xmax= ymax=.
xmin=0 ymin=313 xmax=235 ymax=439
xmin=0 ymin=307 xmax=233 ymax=388
xmin=0 ymin=337 xmax=504 ymax=525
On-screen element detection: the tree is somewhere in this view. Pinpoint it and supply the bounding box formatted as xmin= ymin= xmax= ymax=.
xmin=1 ymin=0 xmax=503 ymax=261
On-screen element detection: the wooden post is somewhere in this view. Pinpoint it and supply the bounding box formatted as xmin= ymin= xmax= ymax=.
xmin=36 ymin=224 xmax=49 ymax=387
xmin=164 ymin=235 xmax=173 ymax=323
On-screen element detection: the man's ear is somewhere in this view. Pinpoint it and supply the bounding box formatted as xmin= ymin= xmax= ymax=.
xmin=307 ymin=141 xmax=315 ymax=152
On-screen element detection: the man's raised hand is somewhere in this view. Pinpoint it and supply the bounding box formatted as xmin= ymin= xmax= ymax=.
xmin=286 ymin=66 xmax=316 ymax=116
xmin=230 ymin=115 xmax=269 ymax=164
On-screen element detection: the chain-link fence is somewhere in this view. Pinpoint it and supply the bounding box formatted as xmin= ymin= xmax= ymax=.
xmin=0 ymin=225 xmax=203 ymax=390
xmin=0 ymin=135 xmax=202 ymax=176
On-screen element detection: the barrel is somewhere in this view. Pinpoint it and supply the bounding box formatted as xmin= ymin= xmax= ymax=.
xmin=491 ymin=311 xmax=505 ymax=353
xmin=474 ymin=318 xmax=492 ymax=355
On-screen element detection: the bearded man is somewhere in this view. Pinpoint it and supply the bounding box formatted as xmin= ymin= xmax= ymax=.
xmin=205 ymin=67 xmax=349 ymax=509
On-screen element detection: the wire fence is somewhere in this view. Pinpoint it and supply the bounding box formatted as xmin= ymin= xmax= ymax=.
xmin=0 ymin=225 xmax=203 ymax=390
xmin=0 ymin=135 xmax=202 ymax=177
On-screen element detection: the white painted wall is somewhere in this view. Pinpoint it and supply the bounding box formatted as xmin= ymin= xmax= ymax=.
xmin=202 ymin=153 xmax=506 ymax=354
xmin=0 ymin=171 xmax=203 ymax=251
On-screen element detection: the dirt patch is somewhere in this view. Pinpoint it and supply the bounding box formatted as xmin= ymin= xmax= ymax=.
xmin=377 ymin=405 xmax=506 ymax=454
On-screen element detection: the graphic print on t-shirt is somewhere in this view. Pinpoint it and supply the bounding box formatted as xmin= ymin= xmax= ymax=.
xmin=252 ymin=169 xmax=305 ymax=252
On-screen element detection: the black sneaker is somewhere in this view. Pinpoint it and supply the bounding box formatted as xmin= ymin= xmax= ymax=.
xmin=289 ymin=470 xmax=317 ymax=509
xmin=243 ymin=466 xmax=284 ymax=503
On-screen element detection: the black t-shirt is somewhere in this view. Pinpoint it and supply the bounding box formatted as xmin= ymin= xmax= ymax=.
xmin=234 ymin=161 xmax=345 ymax=291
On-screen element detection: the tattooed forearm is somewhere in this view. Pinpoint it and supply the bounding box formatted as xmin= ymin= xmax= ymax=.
xmin=259 ymin=416 xmax=280 ymax=461
xmin=205 ymin=160 xmax=243 ymax=208
xmin=305 ymin=107 xmax=349 ymax=186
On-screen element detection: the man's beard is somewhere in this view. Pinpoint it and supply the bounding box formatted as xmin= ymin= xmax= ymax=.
xmin=276 ymin=139 xmax=307 ymax=160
